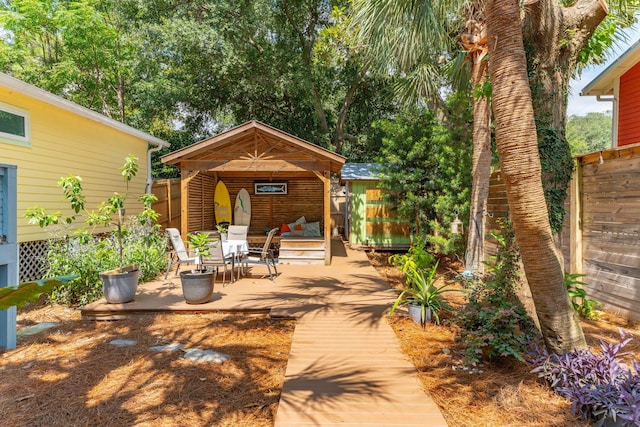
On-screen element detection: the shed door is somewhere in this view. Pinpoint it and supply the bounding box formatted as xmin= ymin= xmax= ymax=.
xmin=0 ymin=165 xmax=18 ymax=350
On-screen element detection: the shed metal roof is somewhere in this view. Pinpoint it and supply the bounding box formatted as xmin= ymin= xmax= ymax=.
xmin=340 ymin=163 xmax=382 ymax=182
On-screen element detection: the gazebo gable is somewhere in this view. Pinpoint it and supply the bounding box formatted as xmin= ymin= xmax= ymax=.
xmin=162 ymin=120 xmax=345 ymax=174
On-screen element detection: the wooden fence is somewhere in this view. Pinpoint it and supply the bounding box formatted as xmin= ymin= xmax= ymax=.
xmin=151 ymin=178 xmax=181 ymax=230
xmin=487 ymin=143 xmax=640 ymax=322
xmin=569 ymin=145 xmax=640 ymax=322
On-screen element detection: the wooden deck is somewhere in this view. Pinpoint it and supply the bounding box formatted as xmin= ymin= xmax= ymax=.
xmin=82 ymin=238 xmax=448 ymax=426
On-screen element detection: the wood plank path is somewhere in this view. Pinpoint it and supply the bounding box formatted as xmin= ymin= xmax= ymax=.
xmin=82 ymin=238 xmax=448 ymax=426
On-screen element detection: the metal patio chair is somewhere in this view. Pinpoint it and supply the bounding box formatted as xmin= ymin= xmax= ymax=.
xmin=244 ymin=227 xmax=279 ymax=280
xmin=201 ymin=236 xmax=236 ymax=284
xmin=165 ymin=228 xmax=198 ymax=279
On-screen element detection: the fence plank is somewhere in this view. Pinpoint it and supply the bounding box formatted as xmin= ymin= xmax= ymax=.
xmin=487 ymin=144 xmax=640 ymax=322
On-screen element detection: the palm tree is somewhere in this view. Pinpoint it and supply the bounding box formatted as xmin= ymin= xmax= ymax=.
xmin=485 ymin=0 xmax=586 ymax=353
xmin=351 ymin=0 xmax=462 ymax=107
xmin=460 ymin=1 xmax=492 ymax=275
xmin=352 ymin=0 xmax=590 ymax=352
xmin=352 ymin=0 xmax=493 ymax=276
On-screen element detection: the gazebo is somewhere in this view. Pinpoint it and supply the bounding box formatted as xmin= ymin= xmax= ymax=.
xmin=161 ymin=120 xmax=345 ymax=264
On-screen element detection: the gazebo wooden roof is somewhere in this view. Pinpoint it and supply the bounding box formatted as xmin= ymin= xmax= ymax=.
xmin=161 ymin=120 xmax=346 ymax=265
xmin=162 ymin=120 xmax=345 ymax=175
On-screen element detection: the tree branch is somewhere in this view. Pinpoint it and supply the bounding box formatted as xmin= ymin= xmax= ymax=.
xmin=563 ymin=0 xmax=608 ymax=52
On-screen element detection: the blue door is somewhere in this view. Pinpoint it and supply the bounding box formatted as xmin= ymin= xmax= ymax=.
xmin=0 ymin=164 xmax=18 ymax=350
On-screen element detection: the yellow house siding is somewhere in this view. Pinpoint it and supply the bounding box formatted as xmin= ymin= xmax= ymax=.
xmin=0 ymin=87 xmax=149 ymax=243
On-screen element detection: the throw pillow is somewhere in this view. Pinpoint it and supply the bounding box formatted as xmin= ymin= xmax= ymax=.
xmin=301 ymin=221 xmax=321 ymax=237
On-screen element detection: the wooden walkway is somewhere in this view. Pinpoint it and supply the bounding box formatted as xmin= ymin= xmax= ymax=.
xmin=82 ymin=238 xmax=448 ymax=426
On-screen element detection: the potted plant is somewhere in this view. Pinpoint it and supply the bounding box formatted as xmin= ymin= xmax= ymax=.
xmin=389 ymin=262 xmax=456 ymax=326
xmin=179 ymin=232 xmax=216 ymax=304
xmin=25 ymin=155 xmax=152 ymax=304
xmin=93 ymin=155 xmax=146 ymax=303
xmin=216 ymin=223 xmax=229 ymax=241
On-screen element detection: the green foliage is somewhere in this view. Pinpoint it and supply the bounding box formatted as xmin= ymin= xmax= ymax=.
xmin=472 ymin=80 xmax=491 ymax=99
xmin=42 ymin=219 xmax=167 ymax=306
xmin=374 ymin=94 xmax=472 ymax=249
xmin=24 ymin=155 xmax=167 ymax=306
xmin=186 ymin=232 xmax=214 ymax=259
xmin=0 ymin=275 xmax=76 ymax=310
xmin=456 ymin=220 xmax=538 ymax=364
xmin=575 ymin=8 xmax=639 ymax=72
xmin=565 ymin=273 xmax=603 ymax=320
xmin=1 ymin=0 xmax=402 ymax=176
xmin=424 ymin=221 xmax=465 ymax=258
xmin=0 ymin=0 xmax=134 ymax=121
xmin=388 ymin=238 xmax=435 ymax=286
xmin=43 ymin=232 xmax=115 ymax=305
xmin=122 ymin=221 xmax=168 ymax=282
xmin=536 ymin=117 xmax=574 ymax=234
xmin=566 ymin=112 xmax=613 ymax=156
xmin=389 ymin=262 xmax=456 ymax=325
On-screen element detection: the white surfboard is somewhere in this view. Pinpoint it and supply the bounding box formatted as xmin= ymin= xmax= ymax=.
xmin=234 ymin=188 xmax=251 ymax=226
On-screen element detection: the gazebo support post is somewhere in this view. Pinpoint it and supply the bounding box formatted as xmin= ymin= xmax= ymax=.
xmin=315 ymin=170 xmax=332 ymax=265
xmin=180 ymin=168 xmax=199 ymax=240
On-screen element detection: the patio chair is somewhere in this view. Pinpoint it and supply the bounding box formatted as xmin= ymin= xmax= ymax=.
xmin=227 ymin=225 xmax=249 ymax=276
xmin=165 ymin=228 xmax=198 ymax=279
xmin=201 ymin=236 xmax=236 ymax=284
xmin=244 ymin=227 xmax=279 ymax=281
xmin=227 ymin=225 xmax=248 ymax=240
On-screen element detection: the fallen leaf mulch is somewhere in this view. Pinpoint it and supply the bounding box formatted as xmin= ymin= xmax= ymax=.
xmin=4 ymin=306 xmax=293 ymax=427
xmin=368 ymin=251 xmax=640 ymax=427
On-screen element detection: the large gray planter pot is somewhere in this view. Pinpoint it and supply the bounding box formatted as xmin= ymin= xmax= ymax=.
xmin=99 ymin=266 xmax=140 ymax=304
xmin=408 ymin=304 xmax=432 ymax=326
xmin=180 ymin=270 xmax=215 ymax=304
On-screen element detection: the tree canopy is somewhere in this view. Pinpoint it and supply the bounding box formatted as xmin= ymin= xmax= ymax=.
xmin=566 ymin=111 xmax=613 ymax=155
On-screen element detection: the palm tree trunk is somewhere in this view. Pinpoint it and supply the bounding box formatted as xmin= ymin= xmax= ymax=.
xmin=465 ymin=58 xmax=491 ymax=275
xmin=486 ymin=0 xmax=586 ymax=353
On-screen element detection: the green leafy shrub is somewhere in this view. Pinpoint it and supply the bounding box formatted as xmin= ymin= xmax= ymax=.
xmin=388 ymin=237 xmax=435 ymax=287
xmin=24 ymin=155 xmax=168 ymax=306
xmin=424 ymin=225 xmax=464 ymax=259
xmin=122 ymin=220 xmax=168 ymax=282
xmin=565 ymin=273 xmax=603 ymax=320
xmin=455 ymin=220 xmax=537 ymax=364
xmin=43 ymin=231 xmax=115 ymax=305
xmin=389 ymin=262 xmax=457 ymax=325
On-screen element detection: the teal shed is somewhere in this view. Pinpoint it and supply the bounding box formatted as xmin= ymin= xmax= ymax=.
xmin=340 ymin=163 xmax=411 ymax=250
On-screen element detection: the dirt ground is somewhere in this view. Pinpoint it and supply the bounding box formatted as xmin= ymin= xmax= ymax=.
xmin=3 ymin=253 xmax=639 ymax=427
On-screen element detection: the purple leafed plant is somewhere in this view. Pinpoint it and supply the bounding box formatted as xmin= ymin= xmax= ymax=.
xmin=527 ymin=330 xmax=640 ymax=426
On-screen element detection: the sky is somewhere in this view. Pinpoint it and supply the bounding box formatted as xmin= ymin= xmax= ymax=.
xmin=567 ymin=24 xmax=640 ymax=117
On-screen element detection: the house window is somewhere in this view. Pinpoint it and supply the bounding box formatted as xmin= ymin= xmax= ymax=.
xmin=0 ymin=103 xmax=30 ymax=146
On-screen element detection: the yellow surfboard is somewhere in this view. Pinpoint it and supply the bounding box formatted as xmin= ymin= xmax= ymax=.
xmin=214 ymin=180 xmax=232 ymax=225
